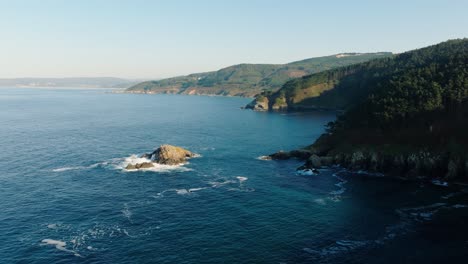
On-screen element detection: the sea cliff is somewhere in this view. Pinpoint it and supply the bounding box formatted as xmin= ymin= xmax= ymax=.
xmin=266 ymin=39 xmax=468 ymax=182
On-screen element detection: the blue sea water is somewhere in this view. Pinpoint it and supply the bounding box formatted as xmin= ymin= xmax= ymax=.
xmin=1 ymin=88 xmax=467 ymax=264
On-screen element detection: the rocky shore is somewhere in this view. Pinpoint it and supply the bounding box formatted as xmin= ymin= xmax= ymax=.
xmin=268 ymin=146 xmax=468 ymax=181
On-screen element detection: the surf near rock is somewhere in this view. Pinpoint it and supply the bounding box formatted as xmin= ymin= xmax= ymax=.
xmin=125 ymin=144 xmax=197 ymax=170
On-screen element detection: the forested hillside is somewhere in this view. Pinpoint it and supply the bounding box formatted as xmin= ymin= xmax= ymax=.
xmin=126 ymin=53 xmax=390 ymax=97
xmin=269 ymin=39 xmax=468 ymax=180
xmin=247 ymin=39 xmax=467 ymax=113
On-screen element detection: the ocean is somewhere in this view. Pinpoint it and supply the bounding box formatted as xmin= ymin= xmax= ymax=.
xmin=1 ymin=88 xmax=467 ymax=263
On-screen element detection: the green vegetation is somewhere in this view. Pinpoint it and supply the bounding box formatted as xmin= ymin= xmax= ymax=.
xmin=298 ymin=39 xmax=468 ymax=180
xmin=317 ymin=39 xmax=468 ymax=146
xmin=126 ymin=53 xmax=391 ymax=97
xmin=253 ymin=39 xmax=467 ymax=114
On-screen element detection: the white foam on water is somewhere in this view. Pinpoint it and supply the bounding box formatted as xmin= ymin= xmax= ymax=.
xmin=227 ymin=187 xmax=256 ymax=193
xmin=188 ymin=187 xmax=208 ymax=192
xmin=176 ymin=189 xmax=189 ymax=195
xmin=236 ymin=176 xmax=248 ymax=183
xmin=296 ymin=169 xmax=315 ymax=176
xmin=117 ymin=154 xmax=193 ymax=173
xmin=257 ymin=156 xmax=272 ymax=160
xmin=329 ymin=172 xmax=348 ymax=196
xmin=41 ymin=221 xmax=162 ymax=258
xmin=452 ymin=204 xmax=468 ymax=208
xmin=41 ymin=239 xmax=66 ymax=248
xmin=209 ymin=179 xmax=237 ymax=188
xmin=52 ymin=162 xmax=102 ymax=172
xmin=56 ymin=154 xmax=196 ymax=173
xmin=52 ymin=166 xmax=85 ymax=172
xmin=155 ymin=186 xmax=210 ymax=197
xmin=47 ymin=223 xmax=58 ymax=229
xmin=122 ymin=203 xmax=132 ymax=222
xmin=41 ymin=239 xmax=82 ymax=257
xmin=432 ymin=179 xmax=449 ymax=187
xmin=122 ymin=229 xmax=135 ymax=238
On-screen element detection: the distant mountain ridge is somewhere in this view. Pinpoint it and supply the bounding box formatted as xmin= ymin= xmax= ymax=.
xmin=0 ymin=77 xmax=140 ymax=88
xmin=126 ymin=52 xmax=392 ymax=97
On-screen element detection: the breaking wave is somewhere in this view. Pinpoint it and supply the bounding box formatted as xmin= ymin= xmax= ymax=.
xmin=52 ymin=163 xmax=102 ymax=172
xmin=117 ymin=154 xmax=193 ymax=173
xmin=41 ymin=239 xmax=82 ymax=257
xmin=53 ymin=154 xmax=195 ymax=174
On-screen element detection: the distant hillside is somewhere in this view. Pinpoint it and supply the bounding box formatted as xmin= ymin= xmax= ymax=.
xmin=126 ymin=53 xmax=391 ymax=97
xmin=0 ymin=77 xmax=139 ymax=88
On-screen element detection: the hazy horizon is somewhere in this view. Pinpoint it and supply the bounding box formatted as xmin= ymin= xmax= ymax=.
xmin=1 ymin=0 xmax=467 ymax=79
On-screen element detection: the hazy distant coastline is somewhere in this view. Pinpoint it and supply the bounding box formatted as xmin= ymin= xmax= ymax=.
xmin=0 ymin=77 xmax=145 ymax=89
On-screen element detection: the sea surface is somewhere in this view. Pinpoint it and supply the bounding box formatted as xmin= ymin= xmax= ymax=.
xmin=1 ymin=88 xmax=467 ymax=264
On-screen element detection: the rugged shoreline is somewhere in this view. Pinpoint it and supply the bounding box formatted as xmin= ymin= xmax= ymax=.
xmin=268 ymin=144 xmax=468 ymax=182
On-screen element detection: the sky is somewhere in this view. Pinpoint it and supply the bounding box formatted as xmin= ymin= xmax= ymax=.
xmin=0 ymin=0 xmax=467 ymax=79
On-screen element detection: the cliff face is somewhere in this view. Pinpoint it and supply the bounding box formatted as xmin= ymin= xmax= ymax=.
xmin=245 ymin=95 xmax=269 ymax=111
xmin=245 ymin=78 xmax=340 ymax=111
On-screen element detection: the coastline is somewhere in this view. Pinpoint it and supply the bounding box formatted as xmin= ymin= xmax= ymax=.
xmin=267 ymin=143 xmax=468 ymax=183
xmin=115 ymin=89 xmax=255 ymax=99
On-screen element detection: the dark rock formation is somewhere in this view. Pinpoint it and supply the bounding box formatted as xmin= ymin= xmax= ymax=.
xmin=269 ymin=149 xmax=313 ymax=160
xmin=269 ymin=147 xmax=468 ymax=181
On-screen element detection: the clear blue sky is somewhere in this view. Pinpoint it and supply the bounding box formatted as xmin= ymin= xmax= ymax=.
xmin=0 ymin=0 xmax=466 ymax=79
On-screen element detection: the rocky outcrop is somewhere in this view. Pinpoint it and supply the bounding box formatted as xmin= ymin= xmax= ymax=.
xmin=308 ymin=154 xmax=322 ymax=168
xmin=268 ymin=148 xmax=468 ymax=180
xmin=269 ymin=149 xmax=313 ymax=160
xmin=125 ymin=144 xmax=197 ymax=170
xmin=151 ymin=144 xmax=196 ymax=165
xmin=245 ymin=96 xmax=269 ymax=111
